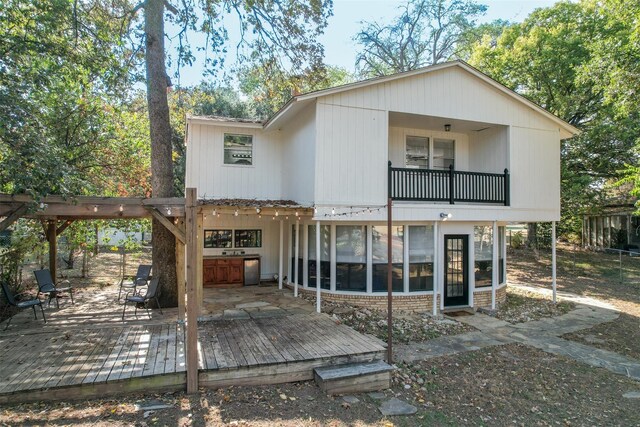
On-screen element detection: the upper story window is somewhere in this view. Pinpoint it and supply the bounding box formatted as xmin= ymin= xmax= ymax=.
xmin=405 ymin=135 xmax=455 ymax=170
xmin=433 ymin=139 xmax=455 ymax=170
xmin=224 ymin=133 xmax=253 ymax=166
xmin=406 ymin=136 xmax=429 ymax=168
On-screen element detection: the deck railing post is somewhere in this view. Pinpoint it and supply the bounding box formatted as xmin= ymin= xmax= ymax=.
xmin=448 ymin=164 xmax=455 ymax=204
xmin=388 ymin=161 xmax=392 ymax=199
xmin=504 ymin=168 xmax=510 ymax=206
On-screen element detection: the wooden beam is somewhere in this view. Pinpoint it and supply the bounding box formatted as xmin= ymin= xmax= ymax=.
xmin=185 ymin=188 xmax=199 ymax=394
xmin=0 ymin=204 xmax=27 ymax=232
xmin=146 ymin=207 xmax=186 ymax=244
xmin=196 ymin=212 xmax=203 ymax=311
xmin=47 ymin=220 xmax=57 ymax=280
xmin=175 ymin=219 xmax=186 ymax=322
xmin=56 ymin=219 xmax=75 ymax=236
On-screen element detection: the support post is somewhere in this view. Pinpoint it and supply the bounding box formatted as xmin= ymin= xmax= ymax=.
xmin=176 ymin=219 xmax=186 ymax=322
xmin=196 ymin=212 xmax=203 ymax=312
xmin=386 ymin=198 xmax=393 ymax=364
xmin=491 ymin=221 xmax=498 ymax=310
xmin=316 ymin=220 xmax=321 ymax=313
xmin=432 ymin=221 xmax=438 ymax=316
xmin=448 ymin=164 xmax=455 ymax=205
xmin=47 ymin=220 xmax=57 ymax=280
xmin=279 ymin=220 xmax=283 ymax=290
xmin=185 ymin=188 xmax=199 ymax=394
xmin=294 ymin=221 xmax=300 ymax=297
xmin=552 ymin=220 xmax=557 ymax=304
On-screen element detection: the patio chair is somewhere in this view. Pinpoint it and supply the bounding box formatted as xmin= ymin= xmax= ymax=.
xmin=117 ymin=264 xmax=152 ymax=303
xmin=1 ymin=281 xmax=46 ymax=330
xmin=34 ymin=269 xmax=74 ymax=308
xmin=122 ymin=277 xmax=162 ymax=320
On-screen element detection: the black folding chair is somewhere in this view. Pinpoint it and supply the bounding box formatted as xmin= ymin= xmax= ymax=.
xmin=117 ymin=264 xmax=152 ymax=302
xmin=34 ymin=269 xmax=74 ymax=308
xmin=122 ymin=277 xmax=162 ymax=320
xmin=1 ymin=281 xmax=46 ymax=330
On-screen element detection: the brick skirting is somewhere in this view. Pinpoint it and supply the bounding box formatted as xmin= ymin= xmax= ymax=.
xmin=285 ymin=283 xmax=507 ymax=312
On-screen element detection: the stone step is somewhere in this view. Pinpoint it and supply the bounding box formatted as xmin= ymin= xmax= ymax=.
xmin=314 ymin=360 xmax=394 ymax=395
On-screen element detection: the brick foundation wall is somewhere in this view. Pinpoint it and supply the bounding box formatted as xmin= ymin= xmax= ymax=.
xmin=286 ymin=283 xmax=507 ymax=312
xmin=473 ymin=285 xmax=507 ymax=308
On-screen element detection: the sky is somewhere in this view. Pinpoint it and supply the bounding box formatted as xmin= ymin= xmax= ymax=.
xmin=172 ymin=0 xmax=560 ymax=87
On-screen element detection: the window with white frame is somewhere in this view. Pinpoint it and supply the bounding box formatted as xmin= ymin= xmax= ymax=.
xmin=474 ymin=226 xmax=493 ymax=287
xmin=405 ymin=135 xmax=455 ymax=170
xmin=224 ymin=133 xmax=253 ymax=165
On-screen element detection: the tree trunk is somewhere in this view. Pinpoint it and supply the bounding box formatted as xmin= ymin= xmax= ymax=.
xmin=527 ymin=223 xmax=538 ymax=249
xmin=145 ymin=0 xmax=178 ymax=307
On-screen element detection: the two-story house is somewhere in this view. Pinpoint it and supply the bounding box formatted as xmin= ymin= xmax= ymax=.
xmin=185 ymin=60 xmax=578 ymax=314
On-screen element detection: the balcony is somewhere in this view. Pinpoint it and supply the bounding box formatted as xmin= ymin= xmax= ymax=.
xmin=388 ymin=162 xmax=510 ymax=205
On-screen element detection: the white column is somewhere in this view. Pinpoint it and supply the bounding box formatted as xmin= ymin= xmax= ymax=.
xmin=278 ymin=219 xmax=283 ymax=289
xmin=502 ymin=226 xmax=507 ymax=285
xmin=330 ymin=224 xmax=336 ymax=291
xmin=432 ymin=221 xmax=439 ymax=316
xmin=303 ymin=223 xmax=309 ymax=287
xmin=294 ymin=221 xmax=299 ymax=297
xmin=366 ymin=224 xmax=373 ymax=293
xmin=403 ymin=225 xmax=409 ymax=293
xmin=552 ymin=220 xmax=557 ymax=303
xmin=316 ymin=220 xmax=321 ymax=313
xmin=491 ymin=221 xmax=498 ymax=310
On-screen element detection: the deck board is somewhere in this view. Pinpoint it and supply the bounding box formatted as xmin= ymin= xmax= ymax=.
xmin=0 ymin=307 xmax=385 ymax=403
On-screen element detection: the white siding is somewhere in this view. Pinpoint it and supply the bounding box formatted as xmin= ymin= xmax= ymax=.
xmin=186 ymin=124 xmax=283 ymax=200
xmin=321 ymin=67 xmax=561 ymax=132
xmin=280 ymin=104 xmax=316 ymax=204
xmin=468 ymin=126 xmax=508 ymax=173
xmin=202 ymin=215 xmax=281 ymax=280
xmin=315 ymin=103 xmax=388 ymax=206
xmin=509 ymin=126 xmax=561 ymax=220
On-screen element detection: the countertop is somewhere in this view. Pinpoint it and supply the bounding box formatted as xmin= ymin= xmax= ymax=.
xmin=204 ymin=254 xmax=261 ymax=259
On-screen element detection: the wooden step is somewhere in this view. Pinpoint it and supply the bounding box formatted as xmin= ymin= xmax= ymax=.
xmin=314 ymin=360 xmax=394 ymax=395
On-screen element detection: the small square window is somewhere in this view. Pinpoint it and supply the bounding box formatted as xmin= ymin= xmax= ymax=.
xmin=204 ymin=230 xmax=232 ymax=248
xmin=224 ymin=134 xmax=253 ymax=165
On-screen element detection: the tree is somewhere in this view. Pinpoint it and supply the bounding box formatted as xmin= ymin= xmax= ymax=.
xmin=130 ymin=0 xmax=333 ymax=306
xmin=468 ymin=0 xmax=640 ymax=242
xmin=354 ymin=0 xmax=487 ymax=77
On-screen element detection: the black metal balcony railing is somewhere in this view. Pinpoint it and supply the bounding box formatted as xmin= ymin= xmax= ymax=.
xmin=388 ymin=162 xmax=510 ymax=205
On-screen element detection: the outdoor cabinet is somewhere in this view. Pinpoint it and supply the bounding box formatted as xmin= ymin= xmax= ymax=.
xmin=203 ymin=257 xmax=243 ymax=287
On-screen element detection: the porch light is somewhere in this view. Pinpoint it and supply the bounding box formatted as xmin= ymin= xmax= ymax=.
xmin=444 ymin=124 xmax=451 ymax=132
xmin=440 ymin=212 xmax=452 ymax=220
xmin=93 ymin=205 xmax=98 ymax=212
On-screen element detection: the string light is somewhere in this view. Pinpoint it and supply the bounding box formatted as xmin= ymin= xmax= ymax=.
xmin=93 ymin=205 xmax=98 ymax=212
xmin=256 ymin=208 xmax=261 ymax=214
xmin=275 ymin=211 xmax=279 ymax=217
xmin=212 ymin=209 xmax=217 ymax=216
xmin=234 ymin=209 xmax=238 ymax=217
xmin=322 ymin=205 xmax=386 ymax=218
xmin=167 ymin=208 xmax=172 ymax=215
xmin=119 ymin=204 xmax=124 ymax=212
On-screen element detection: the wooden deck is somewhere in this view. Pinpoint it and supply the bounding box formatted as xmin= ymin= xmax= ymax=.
xmin=0 ymin=286 xmax=386 ymax=403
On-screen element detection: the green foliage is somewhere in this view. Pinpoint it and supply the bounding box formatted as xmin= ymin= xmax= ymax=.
xmin=0 ymin=220 xmax=46 ymax=291
xmin=509 ymin=231 xmax=524 ymax=249
xmin=354 ymin=0 xmax=487 ymax=77
xmin=468 ymin=0 xmax=640 ymax=238
xmin=0 ymin=0 xmax=146 ymax=198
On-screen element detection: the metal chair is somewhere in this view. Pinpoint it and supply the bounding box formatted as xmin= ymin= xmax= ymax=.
xmin=1 ymin=281 xmax=46 ymax=330
xmin=122 ymin=277 xmax=162 ymax=320
xmin=117 ymin=264 xmax=152 ymax=302
xmin=34 ymin=269 xmax=74 ymax=308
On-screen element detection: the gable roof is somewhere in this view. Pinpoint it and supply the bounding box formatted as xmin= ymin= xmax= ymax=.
xmin=263 ymin=60 xmax=580 ymax=138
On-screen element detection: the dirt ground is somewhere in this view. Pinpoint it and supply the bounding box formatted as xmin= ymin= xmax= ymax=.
xmin=1 ymin=246 xmax=640 ymax=426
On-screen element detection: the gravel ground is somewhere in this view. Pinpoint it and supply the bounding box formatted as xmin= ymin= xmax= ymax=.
xmin=301 ymin=296 xmax=474 ymax=344
xmin=492 ymin=286 xmax=574 ymax=324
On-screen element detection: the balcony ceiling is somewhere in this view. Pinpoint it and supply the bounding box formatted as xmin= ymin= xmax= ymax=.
xmin=389 ymin=111 xmax=502 ymax=133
